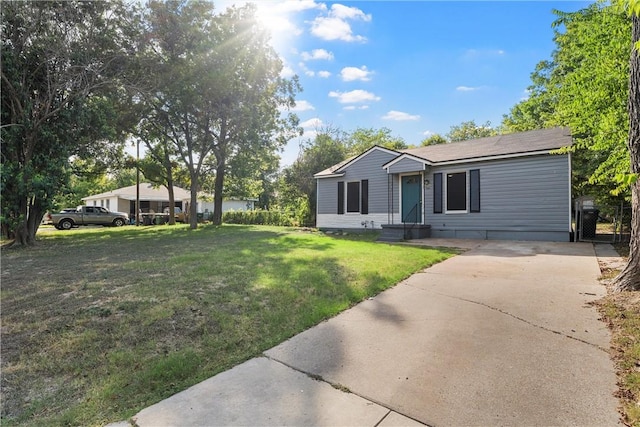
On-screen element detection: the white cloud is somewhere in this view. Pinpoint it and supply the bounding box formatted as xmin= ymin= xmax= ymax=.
xmin=271 ymin=0 xmax=327 ymax=14
xmin=456 ymin=85 xmax=485 ymax=92
xmin=382 ymin=110 xmax=420 ymax=121
xmin=291 ymin=100 xmax=315 ymax=112
xmin=330 ymin=4 xmax=372 ymax=21
xmin=344 ymin=105 xmax=369 ymax=111
xmin=340 ymin=66 xmax=372 ymax=82
xmin=422 ymin=130 xmax=434 ymax=136
xmin=309 ymin=4 xmax=371 ymax=42
xmin=280 ymin=65 xmax=296 ymax=78
xmin=329 ymin=89 xmax=380 ymax=104
xmin=253 ymin=0 xmax=328 ymax=37
xmin=298 ymin=62 xmax=329 ymax=78
xmin=300 ymin=117 xmax=323 ymax=129
xmin=301 ymin=48 xmax=334 ymax=61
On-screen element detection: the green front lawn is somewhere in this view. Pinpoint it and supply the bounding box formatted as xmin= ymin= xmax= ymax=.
xmin=1 ymin=225 xmax=456 ymax=426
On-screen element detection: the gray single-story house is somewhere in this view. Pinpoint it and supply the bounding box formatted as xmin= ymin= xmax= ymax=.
xmin=314 ymin=127 xmax=573 ymax=242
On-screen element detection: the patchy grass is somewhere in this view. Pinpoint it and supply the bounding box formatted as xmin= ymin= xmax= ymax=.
xmin=595 ymin=243 xmax=640 ymax=427
xmin=1 ymin=224 xmax=456 ymax=426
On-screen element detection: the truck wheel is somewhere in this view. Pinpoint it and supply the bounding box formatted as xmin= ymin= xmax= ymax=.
xmin=60 ymin=219 xmax=73 ymax=230
xmin=112 ymin=218 xmax=125 ymax=227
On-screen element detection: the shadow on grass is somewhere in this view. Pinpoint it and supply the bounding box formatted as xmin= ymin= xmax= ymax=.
xmin=1 ymin=225 xmax=452 ymax=426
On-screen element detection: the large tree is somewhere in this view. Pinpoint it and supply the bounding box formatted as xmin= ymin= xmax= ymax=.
xmin=447 ymin=120 xmax=498 ymax=142
xmin=279 ymin=129 xmax=347 ymax=226
xmin=139 ymin=1 xmax=299 ymax=228
xmin=202 ymin=4 xmax=300 ymax=225
xmin=420 ymin=133 xmax=448 ymax=146
xmin=614 ymin=1 xmax=640 ymax=291
xmin=503 ymin=3 xmax=630 ymax=203
xmin=345 ymin=127 xmax=406 ymax=156
xmin=1 ymin=1 xmax=139 ymax=245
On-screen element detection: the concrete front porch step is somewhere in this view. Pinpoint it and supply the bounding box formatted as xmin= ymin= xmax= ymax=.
xmin=378 ymin=224 xmax=431 ymax=242
xmin=377 ymin=236 xmax=404 ymax=242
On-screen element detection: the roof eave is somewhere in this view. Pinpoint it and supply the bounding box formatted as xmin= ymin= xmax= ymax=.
xmin=383 ymin=152 xmax=434 ymax=170
xmin=314 ymin=173 xmax=346 ymax=179
xmin=432 ymin=148 xmax=568 ymax=166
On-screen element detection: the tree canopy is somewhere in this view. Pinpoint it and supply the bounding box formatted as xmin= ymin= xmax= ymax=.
xmin=502 ymin=3 xmax=630 ymax=203
xmin=420 ymin=134 xmax=448 ymax=146
xmin=136 ymin=1 xmax=300 ymax=228
xmin=446 ymin=120 xmax=498 ymax=142
xmin=345 ymin=127 xmax=407 ymax=156
xmin=1 ymin=1 xmax=139 ymax=244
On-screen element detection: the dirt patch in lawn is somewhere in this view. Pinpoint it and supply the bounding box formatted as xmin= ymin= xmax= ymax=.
xmin=594 ymin=244 xmax=640 ymax=427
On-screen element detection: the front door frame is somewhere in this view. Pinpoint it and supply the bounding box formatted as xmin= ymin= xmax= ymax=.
xmin=400 ymin=173 xmax=423 ymax=224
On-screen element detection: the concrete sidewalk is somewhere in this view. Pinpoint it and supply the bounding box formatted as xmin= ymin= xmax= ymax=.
xmin=131 ymin=241 xmax=620 ymax=426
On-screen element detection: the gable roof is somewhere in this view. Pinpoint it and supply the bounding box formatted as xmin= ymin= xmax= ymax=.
xmin=82 ymin=183 xmax=191 ymax=202
xmin=401 ymin=127 xmax=572 ymax=164
xmin=314 ymin=127 xmax=572 ymax=178
xmin=314 ymin=145 xmax=399 ymax=178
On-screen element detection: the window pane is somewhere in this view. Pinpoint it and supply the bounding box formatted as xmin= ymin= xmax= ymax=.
xmin=447 ymin=172 xmax=466 ymax=211
xmin=337 ymin=182 xmax=344 ymax=214
xmin=346 ymin=181 xmax=360 ymax=213
xmin=361 ymin=180 xmax=368 ymax=214
xmin=470 ymin=169 xmax=480 ymax=212
xmin=433 ymin=173 xmax=442 ymax=213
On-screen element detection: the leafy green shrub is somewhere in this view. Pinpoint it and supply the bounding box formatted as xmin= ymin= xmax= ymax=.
xmin=222 ymin=209 xmax=295 ymax=226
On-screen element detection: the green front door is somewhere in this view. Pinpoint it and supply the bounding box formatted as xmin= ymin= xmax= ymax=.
xmin=402 ymin=175 xmax=422 ymax=223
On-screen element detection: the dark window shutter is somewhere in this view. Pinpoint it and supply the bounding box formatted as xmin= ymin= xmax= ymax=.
xmin=361 ymin=180 xmax=368 ymax=214
xmin=337 ymin=181 xmax=344 ymax=214
xmin=433 ymin=173 xmax=443 ymax=213
xmin=470 ymin=169 xmax=480 ymax=212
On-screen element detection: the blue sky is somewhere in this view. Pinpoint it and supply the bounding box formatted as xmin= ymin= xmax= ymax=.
xmin=219 ymin=0 xmax=592 ymax=167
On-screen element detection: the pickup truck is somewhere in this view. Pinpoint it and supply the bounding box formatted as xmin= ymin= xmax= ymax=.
xmin=52 ymin=206 xmax=129 ymax=230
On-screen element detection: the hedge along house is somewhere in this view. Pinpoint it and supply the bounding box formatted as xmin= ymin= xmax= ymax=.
xmin=314 ymin=127 xmax=573 ymax=242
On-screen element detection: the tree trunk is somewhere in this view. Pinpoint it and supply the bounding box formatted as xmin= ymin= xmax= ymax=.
xmin=189 ymin=171 xmax=198 ymax=229
xmin=212 ymin=160 xmax=225 ymax=226
xmin=614 ymin=13 xmax=640 ymax=292
xmin=166 ymin=184 xmax=176 ymax=225
xmin=165 ymin=148 xmax=177 ymax=225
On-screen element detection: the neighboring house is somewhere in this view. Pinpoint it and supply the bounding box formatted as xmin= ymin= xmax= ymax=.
xmin=314 ymin=127 xmax=573 ymax=242
xmin=199 ymin=198 xmax=258 ymax=216
xmin=82 ymin=183 xmax=191 ymax=217
xmin=82 ymin=183 xmax=257 ymax=218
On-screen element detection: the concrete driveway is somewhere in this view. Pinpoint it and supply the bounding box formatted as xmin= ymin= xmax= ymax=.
xmin=132 ymin=241 xmax=619 ymax=426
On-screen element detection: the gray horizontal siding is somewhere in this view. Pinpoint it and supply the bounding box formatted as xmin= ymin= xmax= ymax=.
xmin=425 ymin=154 xmax=570 ymax=233
xmin=387 ymin=157 xmax=425 ymax=174
xmin=317 ymin=149 xmax=398 ymax=215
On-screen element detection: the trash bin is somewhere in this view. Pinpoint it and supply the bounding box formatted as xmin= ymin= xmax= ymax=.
xmin=143 ymin=215 xmax=152 ymax=226
xmin=581 ymin=208 xmax=599 ymax=239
